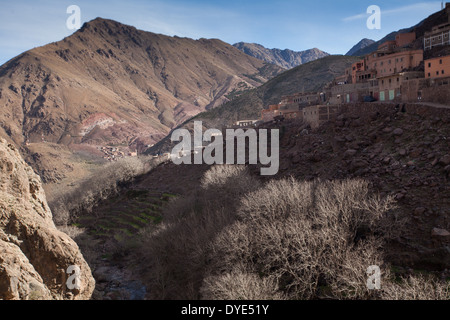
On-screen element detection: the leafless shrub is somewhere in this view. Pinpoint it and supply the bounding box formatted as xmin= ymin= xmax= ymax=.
xmin=138 ymin=165 xmax=261 ymax=300
xmin=56 ymin=225 xmax=85 ymax=239
xmin=136 ymin=171 xmax=446 ymax=300
xmin=205 ymin=178 xmax=398 ymax=300
xmin=381 ymin=274 xmax=449 ymax=300
xmin=201 ymin=165 xmax=256 ymax=191
xmin=201 ymin=266 xmax=286 ymax=300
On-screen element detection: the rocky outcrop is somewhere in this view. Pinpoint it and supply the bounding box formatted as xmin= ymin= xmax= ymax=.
xmin=0 ymin=139 xmax=95 ymax=300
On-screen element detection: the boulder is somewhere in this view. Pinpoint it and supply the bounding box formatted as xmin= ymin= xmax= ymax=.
xmin=344 ymin=149 xmax=357 ymax=158
xmin=393 ymin=128 xmax=404 ymax=136
xmin=414 ymin=207 xmax=426 ymax=216
xmin=439 ymin=155 xmax=450 ymax=166
xmin=432 ymin=228 xmax=450 ymax=238
xmin=0 ymin=139 xmax=95 ymax=300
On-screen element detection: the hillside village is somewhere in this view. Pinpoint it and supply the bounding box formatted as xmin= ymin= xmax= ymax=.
xmin=255 ymin=3 xmax=450 ymax=129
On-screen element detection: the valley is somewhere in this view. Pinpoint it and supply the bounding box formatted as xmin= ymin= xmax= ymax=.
xmin=0 ymin=3 xmax=449 ymax=302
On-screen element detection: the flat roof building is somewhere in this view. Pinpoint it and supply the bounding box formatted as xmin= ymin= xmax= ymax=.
xmin=425 ymin=55 xmax=450 ymax=79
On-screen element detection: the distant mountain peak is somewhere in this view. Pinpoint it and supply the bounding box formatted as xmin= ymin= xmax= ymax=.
xmin=233 ymin=42 xmax=329 ymax=69
xmin=346 ymin=38 xmax=376 ymax=56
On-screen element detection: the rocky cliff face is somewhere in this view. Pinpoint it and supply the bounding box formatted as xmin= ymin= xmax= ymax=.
xmin=0 ymin=138 xmax=95 ymax=300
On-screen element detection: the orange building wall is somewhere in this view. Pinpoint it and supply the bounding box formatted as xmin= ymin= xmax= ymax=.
xmin=351 ymin=60 xmax=365 ymax=84
xmin=425 ymin=56 xmax=450 ymax=79
xmin=395 ymin=32 xmax=416 ymax=47
xmin=366 ymin=50 xmax=423 ymax=77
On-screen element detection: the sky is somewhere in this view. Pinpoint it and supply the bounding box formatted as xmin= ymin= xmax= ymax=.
xmin=0 ymin=0 xmax=445 ymax=66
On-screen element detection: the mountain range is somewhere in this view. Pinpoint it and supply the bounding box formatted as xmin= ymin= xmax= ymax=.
xmin=0 ymin=17 xmax=282 ymax=186
xmin=233 ymin=42 xmax=329 ymax=69
xmin=0 ymin=18 xmax=283 ymax=148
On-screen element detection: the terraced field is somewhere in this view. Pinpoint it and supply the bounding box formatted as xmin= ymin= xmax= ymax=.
xmin=77 ymin=189 xmax=177 ymax=241
xmin=72 ymin=187 xmax=178 ymax=299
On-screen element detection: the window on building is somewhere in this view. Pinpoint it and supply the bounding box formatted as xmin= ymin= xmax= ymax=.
xmin=428 ymin=63 xmax=431 ymax=67
xmin=440 ymin=59 xmax=443 ymax=64
xmin=397 ymin=78 xmax=399 ymax=82
xmin=437 ymin=71 xmax=439 ymax=75
xmin=428 ymin=73 xmax=431 ymax=77
xmin=442 ymin=70 xmax=445 ymax=74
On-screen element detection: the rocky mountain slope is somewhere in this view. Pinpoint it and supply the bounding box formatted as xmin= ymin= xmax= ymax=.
xmin=147 ymin=55 xmax=360 ymax=155
xmin=233 ymin=42 xmax=329 ymax=69
xmin=0 ymin=139 xmax=95 ymax=300
xmin=196 ymin=55 xmax=360 ymax=126
xmin=0 ymin=17 xmax=282 ymax=189
xmin=346 ymin=38 xmax=375 ymax=56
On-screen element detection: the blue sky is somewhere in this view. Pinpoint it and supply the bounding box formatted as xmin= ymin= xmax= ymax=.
xmin=0 ymin=0 xmax=444 ymax=66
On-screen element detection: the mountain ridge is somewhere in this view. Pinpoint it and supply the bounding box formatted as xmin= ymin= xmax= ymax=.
xmin=346 ymin=38 xmax=376 ymax=56
xmin=233 ymin=42 xmax=329 ymax=69
xmin=0 ymin=17 xmax=283 ymax=186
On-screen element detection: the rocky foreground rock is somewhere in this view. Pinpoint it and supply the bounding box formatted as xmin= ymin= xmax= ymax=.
xmin=0 ymin=139 xmax=95 ymax=300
